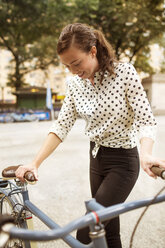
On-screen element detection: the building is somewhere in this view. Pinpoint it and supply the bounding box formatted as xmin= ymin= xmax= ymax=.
xmin=0 ymin=50 xmax=16 ymax=103
xmin=24 ymin=64 xmax=68 ymax=96
xmin=142 ymin=73 xmax=165 ymax=115
xmin=0 ymin=49 xmax=68 ymax=104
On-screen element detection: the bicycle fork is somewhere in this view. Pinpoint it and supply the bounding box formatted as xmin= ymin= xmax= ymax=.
xmin=86 ymin=199 xmax=108 ymax=248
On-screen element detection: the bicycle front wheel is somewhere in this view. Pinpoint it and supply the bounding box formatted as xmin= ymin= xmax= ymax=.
xmin=0 ymin=187 xmax=27 ymax=248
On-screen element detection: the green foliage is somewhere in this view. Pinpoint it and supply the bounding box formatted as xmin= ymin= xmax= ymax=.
xmin=72 ymin=0 xmax=165 ymax=74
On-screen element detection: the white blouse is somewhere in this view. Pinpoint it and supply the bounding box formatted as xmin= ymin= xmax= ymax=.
xmin=49 ymin=63 xmax=157 ymax=157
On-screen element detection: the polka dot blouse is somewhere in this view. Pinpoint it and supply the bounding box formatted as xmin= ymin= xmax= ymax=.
xmin=49 ymin=62 xmax=157 ymax=157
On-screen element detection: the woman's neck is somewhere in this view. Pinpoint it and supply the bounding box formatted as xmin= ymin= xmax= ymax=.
xmin=89 ymin=67 xmax=99 ymax=86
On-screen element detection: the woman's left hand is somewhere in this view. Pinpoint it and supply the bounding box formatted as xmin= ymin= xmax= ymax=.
xmin=140 ymin=153 xmax=165 ymax=178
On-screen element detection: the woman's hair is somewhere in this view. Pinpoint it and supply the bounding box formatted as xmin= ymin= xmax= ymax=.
xmin=57 ymin=23 xmax=117 ymax=82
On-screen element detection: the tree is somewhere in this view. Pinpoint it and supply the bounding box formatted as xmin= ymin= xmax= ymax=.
xmin=0 ymin=0 xmax=164 ymax=90
xmin=0 ymin=0 xmax=71 ymax=89
xmin=72 ymin=0 xmax=165 ymax=74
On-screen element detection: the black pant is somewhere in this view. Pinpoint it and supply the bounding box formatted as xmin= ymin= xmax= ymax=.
xmin=77 ymin=142 xmax=140 ymax=248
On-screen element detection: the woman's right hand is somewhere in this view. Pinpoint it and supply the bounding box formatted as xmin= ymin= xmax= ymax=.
xmin=15 ymin=163 xmax=38 ymax=182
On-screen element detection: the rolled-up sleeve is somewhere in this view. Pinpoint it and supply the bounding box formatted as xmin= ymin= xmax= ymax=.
xmin=49 ymin=82 xmax=77 ymax=141
xmin=125 ymin=64 xmax=157 ymax=141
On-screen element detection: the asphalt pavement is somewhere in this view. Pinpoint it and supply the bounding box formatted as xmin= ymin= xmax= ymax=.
xmin=0 ymin=116 xmax=165 ymax=248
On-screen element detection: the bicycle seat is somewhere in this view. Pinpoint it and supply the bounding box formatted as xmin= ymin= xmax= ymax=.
xmin=2 ymin=165 xmax=36 ymax=184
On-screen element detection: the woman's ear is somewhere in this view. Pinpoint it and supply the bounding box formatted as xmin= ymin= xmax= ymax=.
xmin=90 ymin=46 xmax=97 ymax=57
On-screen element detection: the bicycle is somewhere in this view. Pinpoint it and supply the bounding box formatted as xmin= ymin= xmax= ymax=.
xmin=0 ymin=165 xmax=165 ymax=248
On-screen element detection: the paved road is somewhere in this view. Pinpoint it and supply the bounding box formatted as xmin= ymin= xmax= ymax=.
xmin=0 ymin=117 xmax=165 ymax=248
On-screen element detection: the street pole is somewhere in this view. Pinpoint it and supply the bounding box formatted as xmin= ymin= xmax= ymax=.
xmin=46 ymin=79 xmax=54 ymax=120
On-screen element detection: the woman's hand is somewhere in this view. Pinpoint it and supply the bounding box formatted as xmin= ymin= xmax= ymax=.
xmin=15 ymin=163 xmax=38 ymax=182
xmin=140 ymin=153 xmax=165 ymax=178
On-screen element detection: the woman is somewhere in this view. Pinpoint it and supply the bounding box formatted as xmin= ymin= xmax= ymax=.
xmin=16 ymin=23 xmax=165 ymax=248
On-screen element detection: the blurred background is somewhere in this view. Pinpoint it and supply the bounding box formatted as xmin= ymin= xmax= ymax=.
xmin=0 ymin=1 xmax=165 ymax=247
xmin=0 ymin=0 xmax=165 ymax=120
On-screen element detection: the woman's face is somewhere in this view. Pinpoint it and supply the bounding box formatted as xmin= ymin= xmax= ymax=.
xmin=59 ymin=46 xmax=99 ymax=80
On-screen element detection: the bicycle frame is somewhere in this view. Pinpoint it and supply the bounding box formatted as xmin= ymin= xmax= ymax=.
xmin=1 ymin=178 xmax=165 ymax=248
xmin=0 ymin=179 xmax=103 ymax=248
xmin=6 ymin=182 xmax=165 ymax=248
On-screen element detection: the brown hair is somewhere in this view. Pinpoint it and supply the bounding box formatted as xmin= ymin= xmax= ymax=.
xmin=57 ymin=23 xmax=117 ymax=82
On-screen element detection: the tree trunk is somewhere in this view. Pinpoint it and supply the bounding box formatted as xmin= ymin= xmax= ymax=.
xmin=13 ymin=55 xmax=24 ymax=90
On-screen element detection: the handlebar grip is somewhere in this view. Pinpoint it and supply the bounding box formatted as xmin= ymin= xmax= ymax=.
xmin=151 ymin=166 xmax=165 ymax=179
xmin=24 ymin=171 xmax=36 ymax=183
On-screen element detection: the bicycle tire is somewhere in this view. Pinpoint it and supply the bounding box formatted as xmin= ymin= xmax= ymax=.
xmin=0 ymin=188 xmax=28 ymax=248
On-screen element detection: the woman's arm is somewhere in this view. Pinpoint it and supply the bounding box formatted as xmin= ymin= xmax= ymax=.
xmin=32 ymin=133 xmax=62 ymax=168
xmin=16 ymin=81 xmax=78 ymax=182
xmin=124 ymin=64 xmax=165 ymax=178
xmin=15 ymin=133 xmax=62 ymax=181
xmin=140 ymin=137 xmax=165 ymax=178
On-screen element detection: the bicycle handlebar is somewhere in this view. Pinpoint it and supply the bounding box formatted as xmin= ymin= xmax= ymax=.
xmin=2 ymin=193 xmax=165 ymax=242
xmin=2 ymin=165 xmax=165 ymax=184
xmin=2 ymin=165 xmax=36 ymax=184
